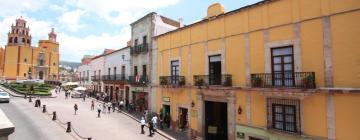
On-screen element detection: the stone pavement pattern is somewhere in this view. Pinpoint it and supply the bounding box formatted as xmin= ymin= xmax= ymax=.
xmin=0 ymin=97 xmax=74 ymax=140
xmin=38 ymin=90 xmax=168 ymax=140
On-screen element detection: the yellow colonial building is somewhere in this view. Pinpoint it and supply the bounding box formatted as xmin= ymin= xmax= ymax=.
xmin=0 ymin=17 xmax=59 ymax=81
xmin=155 ymin=0 xmax=360 ymax=140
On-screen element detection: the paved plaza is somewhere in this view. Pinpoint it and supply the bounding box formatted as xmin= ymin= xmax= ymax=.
xmin=0 ymin=87 xmax=170 ymax=140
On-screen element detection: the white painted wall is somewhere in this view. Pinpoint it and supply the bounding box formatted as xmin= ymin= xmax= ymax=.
xmin=104 ymin=47 xmax=131 ymax=77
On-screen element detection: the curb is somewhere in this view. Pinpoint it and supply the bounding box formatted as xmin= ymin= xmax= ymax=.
xmin=90 ymin=97 xmax=175 ymax=140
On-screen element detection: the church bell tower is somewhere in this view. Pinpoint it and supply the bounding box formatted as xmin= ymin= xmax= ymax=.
xmin=7 ymin=16 xmax=32 ymax=46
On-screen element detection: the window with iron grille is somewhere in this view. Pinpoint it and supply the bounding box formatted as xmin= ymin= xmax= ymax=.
xmin=267 ymin=98 xmax=300 ymax=134
xmin=171 ymin=60 xmax=179 ymax=84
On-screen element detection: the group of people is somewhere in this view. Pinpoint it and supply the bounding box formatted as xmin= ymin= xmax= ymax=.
xmin=54 ymin=86 xmax=61 ymax=94
xmin=140 ymin=115 xmax=159 ymax=137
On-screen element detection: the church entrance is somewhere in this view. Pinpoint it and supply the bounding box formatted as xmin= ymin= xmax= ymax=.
xmin=39 ymin=71 xmax=44 ymax=80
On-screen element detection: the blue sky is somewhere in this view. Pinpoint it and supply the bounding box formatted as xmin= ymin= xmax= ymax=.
xmin=0 ymin=0 xmax=261 ymax=62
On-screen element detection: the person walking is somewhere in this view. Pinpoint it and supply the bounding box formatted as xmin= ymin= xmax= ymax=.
xmin=148 ymin=121 xmax=154 ymax=137
xmin=152 ymin=115 xmax=158 ymax=132
xmin=102 ymin=103 xmax=106 ymax=114
xmin=91 ymin=100 xmax=95 ymax=110
xmin=97 ymin=104 xmax=102 ymax=118
xmin=107 ymin=102 xmax=112 ymax=114
xmin=112 ymin=101 xmax=116 ymax=112
xmin=65 ymin=91 xmax=68 ymax=99
xmin=74 ymin=104 xmax=78 ymax=115
xmin=120 ymin=100 xmax=124 ymax=110
xmin=140 ymin=117 xmax=146 ymax=134
xmin=82 ymin=93 xmax=86 ymax=101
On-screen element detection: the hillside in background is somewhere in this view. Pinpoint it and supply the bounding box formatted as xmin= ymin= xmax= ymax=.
xmin=59 ymin=61 xmax=81 ymax=69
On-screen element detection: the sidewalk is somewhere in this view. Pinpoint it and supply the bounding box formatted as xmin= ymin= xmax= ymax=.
xmin=91 ymin=98 xmax=190 ymax=140
xmin=37 ymin=90 xmax=170 ymax=140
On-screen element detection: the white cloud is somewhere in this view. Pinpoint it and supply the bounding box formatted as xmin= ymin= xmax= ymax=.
xmin=0 ymin=0 xmax=46 ymax=17
xmin=65 ymin=0 xmax=179 ymax=25
xmin=57 ymin=27 xmax=131 ymax=61
xmin=0 ymin=15 xmax=53 ymax=47
xmin=58 ymin=9 xmax=86 ymax=31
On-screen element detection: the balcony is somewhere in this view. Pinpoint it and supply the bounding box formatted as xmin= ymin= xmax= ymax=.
xmin=91 ymin=76 xmax=101 ymax=81
xmin=251 ymin=72 xmax=316 ymax=89
xmin=128 ymin=75 xmax=149 ymax=86
xmin=193 ymin=74 xmax=232 ymax=87
xmin=130 ymin=43 xmax=149 ymax=55
xmin=159 ymin=76 xmax=186 ymax=87
xmin=102 ymin=74 xmax=128 ymax=83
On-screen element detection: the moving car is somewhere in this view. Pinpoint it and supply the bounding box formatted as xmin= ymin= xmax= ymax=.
xmin=0 ymin=91 xmax=10 ymax=103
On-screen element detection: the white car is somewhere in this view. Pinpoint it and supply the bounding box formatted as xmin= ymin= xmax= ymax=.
xmin=0 ymin=92 xmax=10 ymax=103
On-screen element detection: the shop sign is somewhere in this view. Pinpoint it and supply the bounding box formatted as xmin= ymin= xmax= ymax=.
xmin=207 ymin=126 xmax=217 ymax=134
xmin=191 ymin=109 xmax=197 ymax=117
xmin=163 ymin=97 xmax=170 ymax=102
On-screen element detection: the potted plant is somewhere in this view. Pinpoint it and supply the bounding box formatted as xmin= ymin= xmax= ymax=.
xmin=303 ymin=75 xmax=314 ymax=88
xmin=223 ymin=76 xmax=232 ymax=87
xmin=179 ymin=78 xmax=186 ymax=86
xmin=252 ymin=76 xmax=263 ymax=87
xmin=195 ymin=78 xmax=204 ymax=87
xmin=160 ymin=77 xmax=168 ymax=85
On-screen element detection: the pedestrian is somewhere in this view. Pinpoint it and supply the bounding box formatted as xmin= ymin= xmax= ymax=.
xmin=74 ymin=104 xmax=78 ymax=115
xmin=65 ymin=91 xmax=69 ymax=99
xmin=144 ymin=110 xmax=148 ymax=121
xmin=82 ymin=93 xmax=86 ymax=101
xmin=37 ymin=97 xmax=41 ymax=108
xmin=102 ymin=103 xmax=106 ymax=113
xmin=148 ymin=121 xmax=154 ymax=137
xmin=120 ymin=100 xmax=124 ymax=110
xmin=140 ymin=117 xmax=146 ymax=134
xmin=107 ymin=102 xmax=112 ymax=113
xmin=97 ymin=104 xmax=102 ymax=118
xmin=152 ymin=115 xmax=158 ymax=132
xmin=112 ymin=101 xmax=116 ymax=112
xmin=159 ymin=109 xmax=164 ymax=129
xmin=165 ymin=113 xmax=170 ymax=128
xmin=91 ymin=100 xmax=95 ymax=110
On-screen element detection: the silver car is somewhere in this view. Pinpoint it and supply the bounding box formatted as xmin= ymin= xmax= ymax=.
xmin=0 ymin=92 xmax=10 ymax=103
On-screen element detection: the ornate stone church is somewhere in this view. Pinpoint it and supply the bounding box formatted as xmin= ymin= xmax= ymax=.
xmin=0 ymin=17 xmax=60 ymax=81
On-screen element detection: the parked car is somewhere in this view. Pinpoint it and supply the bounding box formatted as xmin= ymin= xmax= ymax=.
xmin=71 ymin=91 xmax=84 ymax=98
xmin=0 ymin=91 xmax=10 ymax=103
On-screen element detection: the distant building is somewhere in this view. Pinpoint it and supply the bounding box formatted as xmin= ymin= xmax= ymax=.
xmin=0 ymin=17 xmax=59 ymax=81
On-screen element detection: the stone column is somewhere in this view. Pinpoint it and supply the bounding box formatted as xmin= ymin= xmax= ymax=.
xmin=197 ymin=91 xmax=204 ymax=140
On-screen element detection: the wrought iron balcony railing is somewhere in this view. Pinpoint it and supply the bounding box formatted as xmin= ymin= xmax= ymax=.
xmin=102 ymin=74 xmax=128 ymax=82
xmin=193 ymin=74 xmax=232 ymax=87
xmin=130 ymin=43 xmax=149 ymax=55
xmin=128 ymin=75 xmax=149 ymax=86
xmin=159 ymin=76 xmax=186 ymax=86
xmin=251 ymin=72 xmax=316 ymax=89
xmin=91 ymin=76 xmax=101 ymax=81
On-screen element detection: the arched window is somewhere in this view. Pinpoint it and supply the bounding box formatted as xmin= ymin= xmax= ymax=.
xmin=24 ymin=58 xmax=27 ymax=63
xmin=27 ymin=39 xmax=30 ymax=44
xmin=26 ymin=31 xmax=28 ymax=35
xmin=22 ymin=38 xmax=25 ymax=43
xmin=9 ymin=37 xmax=13 ymax=43
xmin=16 ymin=29 xmax=18 ymax=34
xmin=14 ymin=37 xmax=18 ymax=43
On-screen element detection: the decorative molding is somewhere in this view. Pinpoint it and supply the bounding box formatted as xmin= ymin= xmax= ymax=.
xmin=326 ymin=94 xmax=336 ymax=140
xmin=245 ymin=34 xmax=251 ymax=87
xmin=246 ymin=91 xmax=251 ymax=125
xmin=322 ymin=16 xmax=334 ymax=88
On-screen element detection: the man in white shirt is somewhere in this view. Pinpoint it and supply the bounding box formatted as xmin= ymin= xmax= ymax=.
xmin=152 ymin=115 xmax=158 ymax=132
xmin=97 ymin=104 xmax=102 ymax=118
xmin=140 ymin=117 xmax=146 ymax=134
